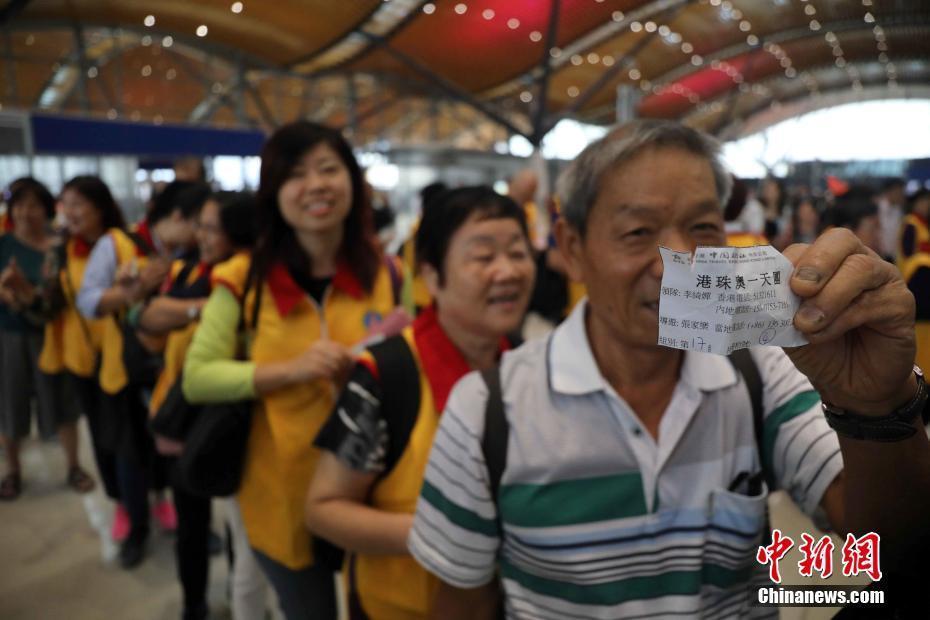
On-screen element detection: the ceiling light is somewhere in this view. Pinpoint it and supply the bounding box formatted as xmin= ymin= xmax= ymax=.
xmin=507 ymin=18 xmax=520 ymax=29
xmin=231 ymin=2 xmax=243 ymax=13
xmin=196 ymin=25 xmax=208 ymax=37
xmin=422 ymin=3 xmax=435 ymax=14
xmin=144 ymin=15 xmax=155 ymax=27
xmin=454 ymin=3 xmax=467 ymax=15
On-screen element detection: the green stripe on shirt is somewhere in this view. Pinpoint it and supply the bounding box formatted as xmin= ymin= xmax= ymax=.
xmin=500 ymin=557 xmax=753 ymax=606
xmin=499 ymin=472 xmax=648 ymax=527
xmin=421 ymin=479 xmax=499 ymax=537
xmin=762 ymin=390 xmax=821 ymax=476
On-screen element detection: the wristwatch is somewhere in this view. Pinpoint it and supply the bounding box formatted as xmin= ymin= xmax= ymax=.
xmin=823 ymin=366 xmax=928 ymax=442
xmin=187 ymin=304 xmax=200 ymax=321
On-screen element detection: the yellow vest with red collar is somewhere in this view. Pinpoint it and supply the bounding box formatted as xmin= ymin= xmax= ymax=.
xmin=98 ymin=227 xmax=151 ymax=395
xmin=351 ymin=307 xmax=511 ymax=619
xmin=213 ymin=251 xmax=396 ymax=570
xmin=39 ymin=237 xmax=106 ymax=377
xmin=353 ymin=328 xmax=438 ymax=619
xmin=149 ymin=260 xmax=209 ymax=415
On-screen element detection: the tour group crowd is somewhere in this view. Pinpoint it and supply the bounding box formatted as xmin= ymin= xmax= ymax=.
xmin=2 ymin=119 xmax=930 ymax=619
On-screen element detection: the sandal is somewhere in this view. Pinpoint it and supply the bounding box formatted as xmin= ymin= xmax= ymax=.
xmin=0 ymin=472 xmax=22 ymax=500
xmin=66 ymin=466 xmax=96 ymax=494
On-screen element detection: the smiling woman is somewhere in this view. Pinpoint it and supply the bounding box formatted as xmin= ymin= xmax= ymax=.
xmin=182 ymin=121 xmax=403 ymax=620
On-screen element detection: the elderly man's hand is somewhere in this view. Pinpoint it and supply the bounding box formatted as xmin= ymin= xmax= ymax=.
xmin=783 ymin=228 xmax=917 ymax=416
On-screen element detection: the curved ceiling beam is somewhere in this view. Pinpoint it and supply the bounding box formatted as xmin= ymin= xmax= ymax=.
xmin=712 ymin=83 xmax=930 ymax=141
xmin=680 ymin=54 xmax=930 ymax=116
xmin=290 ymin=0 xmax=428 ymax=74
xmin=8 ymin=18 xmax=278 ymax=72
xmin=480 ymin=0 xmax=690 ymax=102
xmin=650 ymin=14 xmax=930 ymax=88
xmin=577 ymin=57 xmax=930 ymax=127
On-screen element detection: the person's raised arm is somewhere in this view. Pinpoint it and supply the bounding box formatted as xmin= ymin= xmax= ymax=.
xmin=785 ymin=227 xmax=930 ymax=567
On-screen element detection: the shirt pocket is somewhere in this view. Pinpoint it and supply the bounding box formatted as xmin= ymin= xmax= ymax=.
xmin=706 ymin=484 xmax=768 ymax=576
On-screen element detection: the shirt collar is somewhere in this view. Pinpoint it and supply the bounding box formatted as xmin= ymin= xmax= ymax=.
xmin=266 ymin=259 xmax=365 ymax=317
xmin=70 ymin=236 xmax=92 ymax=258
xmin=548 ymin=298 xmax=739 ymax=395
xmin=413 ymin=305 xmax=511 ymax=412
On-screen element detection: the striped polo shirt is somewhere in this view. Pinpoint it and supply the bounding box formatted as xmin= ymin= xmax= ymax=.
xmin=408 ymin=299 xmax=843 ymax=619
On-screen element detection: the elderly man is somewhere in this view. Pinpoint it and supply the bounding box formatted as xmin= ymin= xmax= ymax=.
xmin=407 ymin=120 xmax=930 ymax=618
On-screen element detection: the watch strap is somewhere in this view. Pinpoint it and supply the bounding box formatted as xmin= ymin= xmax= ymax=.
xmin=823 ymin=367 xmax=927 ymax=442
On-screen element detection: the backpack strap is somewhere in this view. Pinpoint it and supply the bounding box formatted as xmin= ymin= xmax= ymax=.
xmin=727 ymin=348 xmax=769 ymax=488
xmin=368 ymin=334 xmax=421 ymax=476
xmin=480 ymin=365 xmax=508 ymax=513
xmin=727 ymin=348 xmax=772 ymax=545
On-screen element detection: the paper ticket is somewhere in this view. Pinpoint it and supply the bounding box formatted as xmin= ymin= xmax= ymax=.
xmin=658 ymin=245 xmax=808 ymax=355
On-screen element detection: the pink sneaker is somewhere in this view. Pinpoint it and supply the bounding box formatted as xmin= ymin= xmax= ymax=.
xmin=112 ymin=503 xmax=130 ymax=542
xmin=153 ymin=498 xmax=177 ymax=532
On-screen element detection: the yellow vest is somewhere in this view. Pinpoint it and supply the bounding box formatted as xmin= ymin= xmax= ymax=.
xmin=97 ymin=228 xmax=151 ymax=395
xmin=149 ymin=261 xmax=206 ymax=415
xmin=38 ymin=238 xmax=105 ymax=377
xmin=726 ymin=232 xmax=769 ymax=248
xmin=214 ymin=252 xmax=397 ymax=570
xmin=352 ymin=327 xmax=440 ymax=619
xmin=898 ymin=214 xmax=930 ymax=273
xmin=901 ymin=251 xmax=930 ymax=373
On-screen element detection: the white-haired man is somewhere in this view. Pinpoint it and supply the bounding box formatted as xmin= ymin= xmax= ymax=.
xmin=407 ymin=120 xmax=930 ymax=618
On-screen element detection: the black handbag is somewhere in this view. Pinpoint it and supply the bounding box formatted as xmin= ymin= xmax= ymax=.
xmin=177 ymin=398 xmax=254 ymax=497
xmin=151 ymin=260 xmax=261 ymax=498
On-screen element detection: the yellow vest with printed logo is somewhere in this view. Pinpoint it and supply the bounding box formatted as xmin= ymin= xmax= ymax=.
xmin=214 ymin=251 xmax=396 ymax=570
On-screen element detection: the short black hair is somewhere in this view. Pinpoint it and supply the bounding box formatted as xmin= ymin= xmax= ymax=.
xmin=881 ymin=178 xmax=905 ymax=192
xmin=149 ymin=181 xmax=210 ymax=224
xmin=827 ymin=196 xmax=878 ymax=231
xmin=420 ymin=181 xmax=449 ymax=213
xmin=62 ymin=175 xmax=126 ymax=231
xmin=8 ymin=177 xmax=55 ymax=220
xmin=213 ymin=191 xmax=257 ymax=249
xmin=415 ymin=186 xmax=528 ymax=285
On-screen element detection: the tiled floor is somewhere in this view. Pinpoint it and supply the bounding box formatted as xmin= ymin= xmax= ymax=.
xmin=1 ymin=416 xmax=868 ymax=619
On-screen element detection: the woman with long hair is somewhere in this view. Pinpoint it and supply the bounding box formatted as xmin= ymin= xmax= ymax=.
xmin=0 ymin=178 xmax=95 ymax=500
xmin=184 ymin=121 xmax=403 ymax=619
xmin=141 ymin=191 xmax=257 ymax=620
xmin=70 ymin=175 xmax=172 ymax=569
